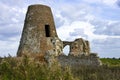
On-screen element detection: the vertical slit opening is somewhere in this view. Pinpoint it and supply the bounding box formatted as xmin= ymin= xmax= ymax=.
xmin=45 ymin=25 xmax=50 ymax=37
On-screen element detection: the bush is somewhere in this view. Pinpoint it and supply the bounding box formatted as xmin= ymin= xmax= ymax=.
xmin=0 ymin=57 xmax=120 ymax=80
xmin=0 ymin=56 xmax=77 ymax=80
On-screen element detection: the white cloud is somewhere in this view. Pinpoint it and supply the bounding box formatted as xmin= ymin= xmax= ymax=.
xmin=57 ymin=20 xmax=115 ymax=42
xmin=0 ymin=0 xmax=120 ymax=58
xmin=83 ymin=0 xmax=117 ymax=6
xmin=0 ymin=37 xmax=20 ymax=57
xmin=57 ymin=21 xmax=96 ymax=41
xmin=58 ymin=3 xmax=94 ymax=22
xmin=102 ymin=0 xmax=117 ymax=6
xmin=117 ymin=0 xmax=120 ymax=7
xmin=83 ymin=0 xmax=101 ymax=3
xmin=91 ymin=38 xmax=120 ymax=58
xmin=0 ymin=1 xmax=25 ymax=57
xmin=93 ymin=20 xmax=120 ymax=36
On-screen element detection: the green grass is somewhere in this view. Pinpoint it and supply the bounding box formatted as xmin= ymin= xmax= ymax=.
xmin=0 ymin=57 xmax=120 ymax=80
xmin=0 ymin=56 xmax=77 ymax=80
xmin=100 ymin=58 xmax=120 ymax=66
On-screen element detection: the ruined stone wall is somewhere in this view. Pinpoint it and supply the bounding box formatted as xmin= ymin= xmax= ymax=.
xmin=17 ymin=4 xmax=102 ymax=66
xmin=57 ymin=53 xmax=102 ymax=67
xmin=70 ymin=38 xmax=90 ymax=56
xmin=45 ymin=37 xmax=63 ymax=56
xmin=63 ymin=38 xmax=90 ymax=56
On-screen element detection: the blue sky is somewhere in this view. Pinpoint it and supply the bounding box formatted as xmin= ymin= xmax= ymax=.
xmin=0 ymin=0 xmax=120 ymax=58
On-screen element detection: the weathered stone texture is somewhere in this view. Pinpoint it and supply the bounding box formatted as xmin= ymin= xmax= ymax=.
xmin=17 ymin=4 xmax=102 ymax=66
xmin=57 ymin=53 xmax=102 ymax=67
xmin=70 ymin=38 xmax=90 ymax=56
xmin=63 ymin=38 xmax=90 ymax=56
xmin=17 ymin=5 xmax=59 ymax=56
xmin=25 ymin=5 xmax=58 ymax=37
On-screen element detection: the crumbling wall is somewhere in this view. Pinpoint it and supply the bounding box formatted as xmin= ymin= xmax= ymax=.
xmin=70 ymin=38 xmax=90 ymax=56
xmin=63 ymin=38 xmax=90 ymax=56
xmin=47 ymin=37 xmax=63 ymax=56
xmin=57 ymin=53 xmax=102 ymax=67
xmin=17 ymin=4 xmax=102 ymax=66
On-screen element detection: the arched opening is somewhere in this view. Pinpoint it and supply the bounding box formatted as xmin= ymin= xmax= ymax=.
xmin=63 ymin=45 xmax=70 ymax=56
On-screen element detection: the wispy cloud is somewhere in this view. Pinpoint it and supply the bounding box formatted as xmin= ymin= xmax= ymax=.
xmin=0 ymin=0 xmax=120 ymax=58
xmin=116 ymin=0 xmax=120 ymax=7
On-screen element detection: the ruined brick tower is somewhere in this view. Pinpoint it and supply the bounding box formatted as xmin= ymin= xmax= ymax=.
xmin=17 ymin=5 xmax=62 ymax=57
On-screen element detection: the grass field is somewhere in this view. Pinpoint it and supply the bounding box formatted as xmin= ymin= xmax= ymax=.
xmin=0 ymin=56 xmax=120 ymax=80
xmin=100 ymin=58 xmax=120 ymax=66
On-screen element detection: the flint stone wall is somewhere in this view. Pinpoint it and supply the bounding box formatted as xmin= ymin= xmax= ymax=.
xmin=17 ymin=4 xmax=102 ymax=66
xmin=63 ymin=38 xmax=90 ymax=56
xmin=57 ymin=53 xmax=102 ymax=67
xmin=17 ymin=5 xmax=59 ymax=57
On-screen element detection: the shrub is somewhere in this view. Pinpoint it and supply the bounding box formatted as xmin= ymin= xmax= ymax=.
xmin=0 ymin=57 xmax=120 ymax=80
xmin=0 ymin=56 xmax=77 ymax=80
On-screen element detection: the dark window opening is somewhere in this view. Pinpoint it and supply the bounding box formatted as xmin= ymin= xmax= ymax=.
xmin=45 ymin=25 xmax=50 ymax=37
xmin=53 ymin=49 xmax=55 ymax=52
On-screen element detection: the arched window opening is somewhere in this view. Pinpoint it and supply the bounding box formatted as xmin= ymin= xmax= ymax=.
xmin=63 ymin=45 xmax=70 ymax=56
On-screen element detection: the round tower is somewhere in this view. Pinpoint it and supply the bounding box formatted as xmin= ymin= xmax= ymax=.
xmin=17 ymin=4 xmax=59 ymax=56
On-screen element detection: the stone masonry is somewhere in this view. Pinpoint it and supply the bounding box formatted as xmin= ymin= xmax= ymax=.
xmin=17 ymin=4 xmax=102 ymax=66
xmin=17 ymin=5 xmax=62 ymax=57
xmin=63 ymin=38 xmax=90 ymax=56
